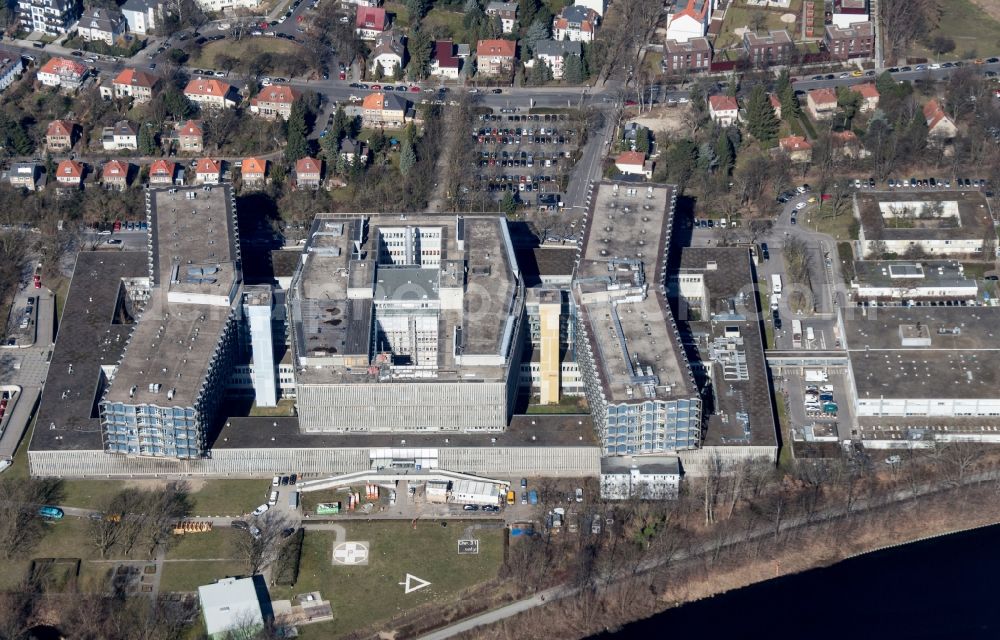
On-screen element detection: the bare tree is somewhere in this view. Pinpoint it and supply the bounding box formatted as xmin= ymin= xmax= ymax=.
xmin=234 ymin=511 xmax=292 ymax=575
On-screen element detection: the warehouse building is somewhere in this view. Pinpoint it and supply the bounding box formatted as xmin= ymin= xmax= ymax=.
xmin=573 ymin=182 xmax=702 ymax=457
xmin=842 ymin=306 xmax=1000 ymax=446
xmin=289 ymin=214 xmax=526 ymax=433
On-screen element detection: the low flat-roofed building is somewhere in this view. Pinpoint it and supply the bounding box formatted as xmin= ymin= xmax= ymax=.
xmin=842 ymin=306 xmax=1000 ymax=446
xmin=198 ymin=577 xmax=265 ymax=639
xmin=573 ymin=182 xmax=702 ymax=458
xmin=854 ymin=191 xmax=994 ymax=258
xmin=670 ymin=247 xmax=778 ymax=473
xmin=851 ymin=260 xmax=978 ymax=302
xmin=289 ymin=213 xmax=525 ymax=433
xmin=451 ymin=478 xmax=503 ymax=505
xmin=98 ymin=185 xmax=242 ymax=459
xmin=600 ymin=455 xmax=680 ymax=499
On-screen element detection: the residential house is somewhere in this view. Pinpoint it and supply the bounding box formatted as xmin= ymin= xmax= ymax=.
xmin=7 ymin=162 xmax=39 ymax=191
xmin=177 ymin=120 xmax=204 ymax=153
xmin=18 ymin=0 xmax=76 ymax=35
xmin=361 ymin=92 xmax=408 ymax=128
xmin=851 ymin=82 xmax=880 ymax=112
xmin=370 ymin=30 xmax=406 ymax=78
xmin=77 ymin=7 xmax=126 ymax=45
xmin=831 ymin=0 xmax=869 ymax=29
xmin=552 ymin=5 xmax=599 ymax=43
xmin=615 ymin=150 xmax=650 ymax=178
xmin=102 ymin=120 xmax=138 ymax=151
xmin=184 ymin=77 xmax=237 ymax=109
xmin=194 ymin=158 xmax=222 ymax=185
xmin=779 ymin=135 xmax=812 ymax=163
xmin=340 ymin=139 xmax=369 ymax=164
xmin=37 ymin=57 xmax=88 ymax=91
xmin=148 ymin=159 xmax=177 ymax=185
xmin=355 ymin=6 xmax=387 ymax=40
xmin=241 ymin=157 xmax=267 ymax=187
xmin=476 ymin=39 xmax=516 ymax=77
xmin=111 ymin=68 xmax=158 ymax=103
xmin=665 ymin=0 xmax=711 ymax=43
xmin=708 ymin=94 xmax=739 ymax=126
xmin=923 ymin=99 xmax=958 ymax=147
xmin=430 ymin=40 xmax=460 ymax=79
xmin=662 ymin=37 xmax=711 ymax=74
xmin=532 ymin=40 xmax=581 ymax=80
xmin=806 ymin=87 xmax=838 ymax=120
xmin=0 ymin=49 xmax=24 ymax=93
xmin=46 ymin=120 xmax=75 ymax=152
xmin=831 ymin=129 xmax=866 ymax=159
xmin=121 ymin=0 xmax=164 ymax=35
xmin=600 ymin=457 xmax=681 ymax=500
xmin=55 ymin=160 xmax=83 ymax=187
xmin=769 ymin=93 xmax=782 ymax=119
xmin=824 ymin=22 xmax=874 ymax=60
xmin=742 ymin=30 xmax=793 ymax=67
xmin=485 ymin=2 xmax=517 ymax=33
xmin=101 ymin=160 xmax=130 ymax=190
xmin=294 ymin=156 xmax=322 ymax=189
xmin=250 ymin=84 xmax=300 ymax=120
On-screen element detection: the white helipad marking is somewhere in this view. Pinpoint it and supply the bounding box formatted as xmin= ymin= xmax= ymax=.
xmin=399 ymin=573 xmax=431 ymax=594
xmin=333 ymin=541 xmax=369 ymax=565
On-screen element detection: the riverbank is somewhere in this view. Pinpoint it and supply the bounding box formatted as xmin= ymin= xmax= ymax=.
xmin=461 ymin=476 xmax=1000 ymax=640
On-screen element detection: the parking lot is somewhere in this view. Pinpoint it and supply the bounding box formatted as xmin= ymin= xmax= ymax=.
xmin=468 ymin=112 xmax=579 ymax=206
xmin=783 ymin=368 xmax=855 ymax=441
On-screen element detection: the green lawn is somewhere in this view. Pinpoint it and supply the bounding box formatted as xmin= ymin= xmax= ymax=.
xmin=805 ymin=209 xmax=856 ymax=241
xmin=422 ymin=8 xmax=468 ymax=43
xmin=160 ymin=560 xmax=247 ymax=593
xmin=0 ymin=517 xmax=124 ymax=591
xmin=716 ymin=1 xmax=802 ymax=50
xmin=195 ymin=38 xmax=305 ymax=69
xmin=385 ymin=1 xmax=411 ymax=29
xmin=271 ymin=522 xmax=504 ymax=638
xmin=189 ymin=479 xmax=272 ymax=517
xmin=165 ymin=528 xmax=242 ymax=560
xmin=913 ymin=0 xmax=1000 ymax=60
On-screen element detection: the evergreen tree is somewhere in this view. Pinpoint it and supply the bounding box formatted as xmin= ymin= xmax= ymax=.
xmin=163 ymin=89 xmax=194 ymax=119
xmin=634 ymin=126 xmax=650 ymax=153
xmin=330 ymin=105 xmax=349 ymax=143
xmin=875 ymin=70 xmax=897 ymax=95
xmin=563 ymin=53 xmax=584 ymax=84
xmin=697 ymin=140 xmax=717 ymax=172
xmin=836 ymin=85 xmax=863 ymax=122
xmin=745 ymin=85 xmax=779 ymax=144
xmin=523 ymin=19 xmax=549 ymax=55
xmin=284 ymin=99 xmax=309 ymax=163
xmin=407 ymin=29 xmax=432 ymax=80
xmin=335 ymin=151 xmax=349 ymax=176
xmin=779 ymin=82 xmax=800 ymax=121
xmin=500 ymin=191 xmax=519 ymax=217
xmin=390 ymin=62 xmax=402 ymax=79
xmin=138 ymin=123 xmax=158 ymax=155
xmin=518 ymin=0 xmax=539 ymax=31
xmin=665 ymin=139 xmax=698 ymax=190
xmin=715 ymin=130 xmax=734 ymax=176
xmin=527 ymin=59 xmax=552 ymax=85
xmin=399 ymin=140 xmax=416 ymax=175
xmin=405 ymin=0 xmax=429 ymax=22
xmin=321 ymin=128 xmax=340 ymax=164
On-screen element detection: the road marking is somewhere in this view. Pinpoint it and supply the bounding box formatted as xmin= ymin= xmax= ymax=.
xmin=400 ymin=573 xmax=431 ymax=594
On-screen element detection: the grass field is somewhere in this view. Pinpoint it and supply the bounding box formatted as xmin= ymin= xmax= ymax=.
xmin=165 ymin=528 xmax=242 ymax=560
xmin=807 ymin=208 xmax=856 ymax=241
xmin=51 ymin=477 xmax=269 ymax=516
xmin=914 ymin=0 xmax=1000 ymax=60
xmin=160 ymin=560 xmax=247 ymax=593
xmin=716 ymin=1 xmax=803 ymax=50
xmin=195 ymin=38 xmax=305 ymax=69
xmin=422 ymin=8 xmax=468 ymax=43
xmin=385 ymin=1 xmax=411 ymax=28
xmin=271 ymin=522 xmax=504 ymax=638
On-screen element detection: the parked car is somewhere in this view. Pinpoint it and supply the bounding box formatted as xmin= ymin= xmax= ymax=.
xmin=463 ymin=504 xmax=479 ymax=511
xmin=251 ymin=504 xmax=269 ymax=516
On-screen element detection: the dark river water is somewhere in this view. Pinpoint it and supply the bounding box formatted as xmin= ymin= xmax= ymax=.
xmin=591 ymin=524 xmax=1000 ymax=640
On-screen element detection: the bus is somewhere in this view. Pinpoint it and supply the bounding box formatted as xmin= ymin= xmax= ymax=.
xmin=33 ymin=263 xmax=42 ymax=289
xmin=771 ymin=274 xmax=782 ymax=296
xmin=38 ymin=506 xmax=63 ymax=520
xmin=791 ymin=319 xmax=803 ymax=348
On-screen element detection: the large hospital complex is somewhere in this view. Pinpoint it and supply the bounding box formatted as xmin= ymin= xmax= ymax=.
xmin=27 ymin=182 xmax=780 ymax=480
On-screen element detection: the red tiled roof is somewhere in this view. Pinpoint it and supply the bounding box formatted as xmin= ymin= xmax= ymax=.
xmin=149 ymin=159 xmax=176 ymax=177
xmin=46 ymin=119 xmax=73 ymax=138
xmin=923 ymin=98 xmax=952 ymax=130
xmin=356 ymin=6 xmax=387 ymax=30
xmin=831 ymin=130 xmax=859 ymax=144
xmin=709 ymin=94 xmax=738 ymax=112
xmin=113 ymin=68 xmax=157 ymax=88
xmin=242 ymin=157 xmax=267 ymax=175
xmin=39 ymin=57 xmax=87 ymax=77
xmin=179 ymin=120 xmax=203 ymax=137
xmin=779 ymin=135 xmax=811 ymax=151
xmin=102 ymin=160 xmax=128 ymax=179
xmin=477 ymin=39 xmax=516 ymax=58
xmin=195 ymin=158 xmax=222 ymax=174
xmin=808 ymin=87 xmax=838 ymax=105
xmin=184 ymin=78 xmax=233 ymax=98
xmin=852 ymin=82 xmax=879 ymax=99
xmin=295 ymin=157 xmax=321 ymax=175
xmin=616 ymin=151 xmax=646 ymax=167
xmin=252 ymin=84 xmax=300 ymax=104
xmin=57 ymin=160 xmax=83 ymax=178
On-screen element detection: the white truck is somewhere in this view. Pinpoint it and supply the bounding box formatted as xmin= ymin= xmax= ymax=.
xmin=804 ymin=369 xmax=829 ymax=383
xmin=771 ymin=274 xmax=782 ymax=297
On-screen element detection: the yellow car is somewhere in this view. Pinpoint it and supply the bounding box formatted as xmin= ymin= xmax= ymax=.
xmin=851 ymin=70 xmax=864 ymax=77
xmin=807 ymin=196 xmax=817 ymax=203
xmin=974 ymin=58 xmax=986 ymax=65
